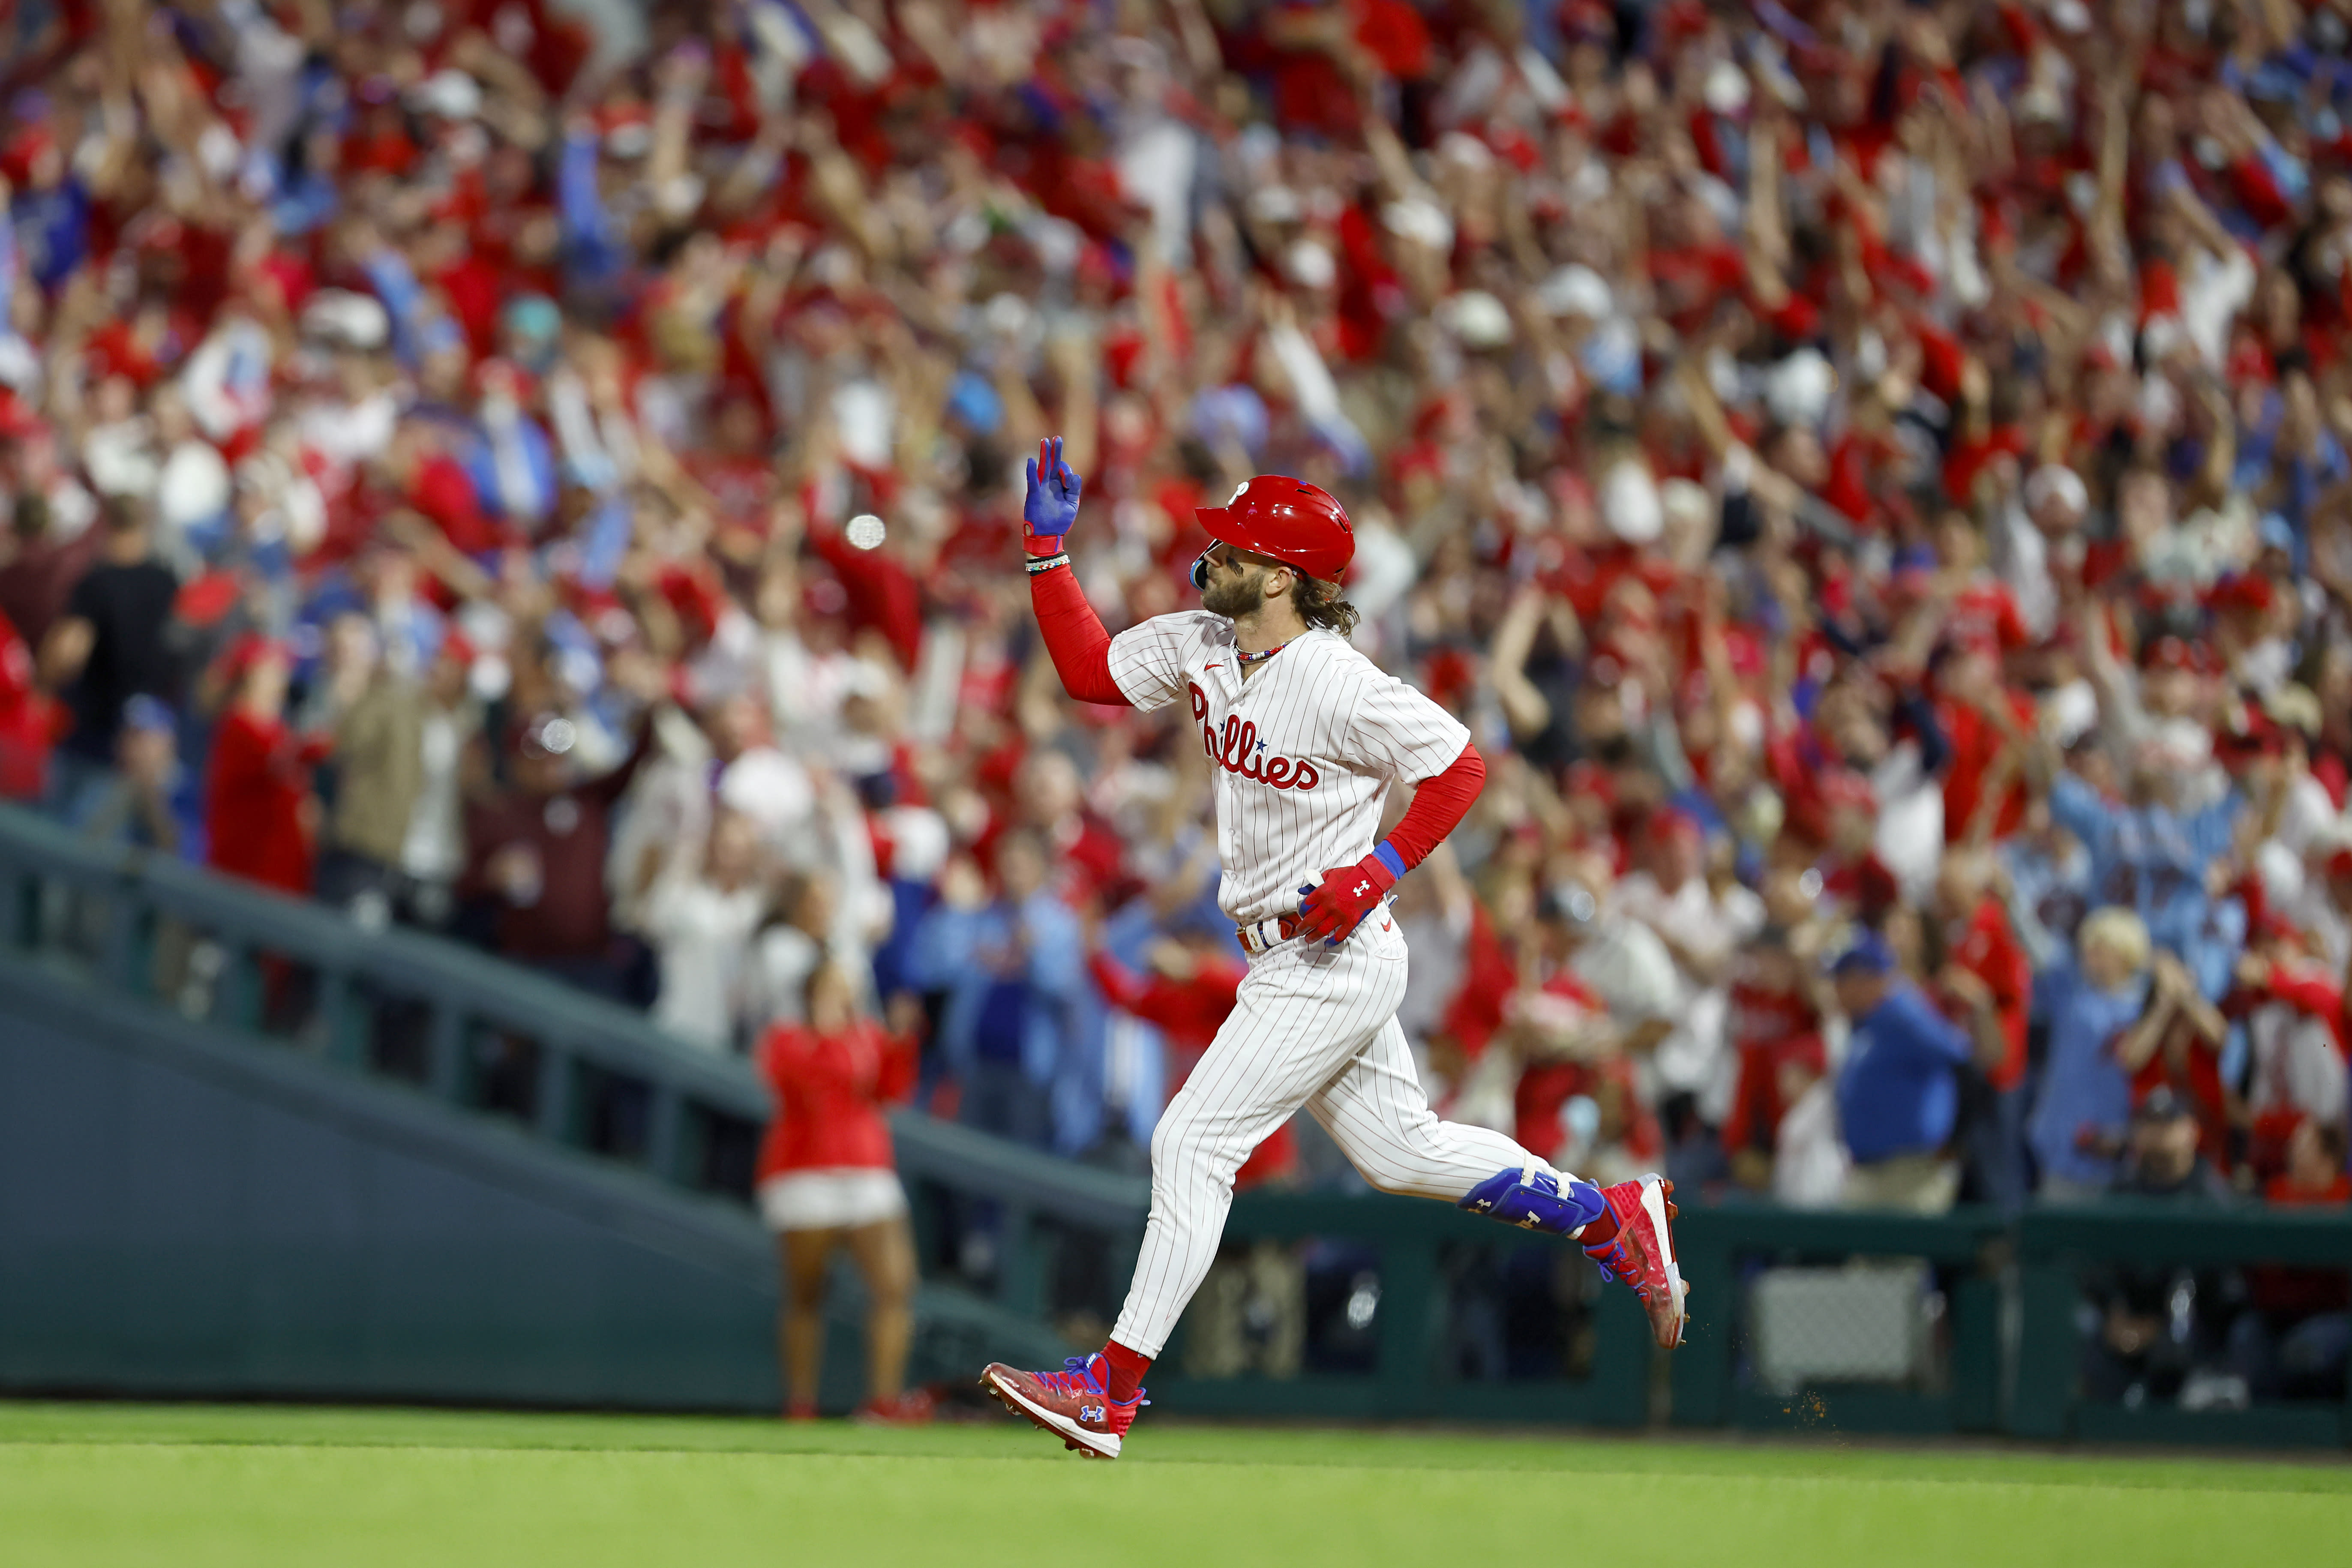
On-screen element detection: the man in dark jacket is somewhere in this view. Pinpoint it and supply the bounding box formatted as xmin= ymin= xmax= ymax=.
xmin=2079 ymin=1088 xmax=2241 ymax=1406
xmin=38 ymin=496 xmax=181 ymax=825
xmin=460 ymin=709 xmax=650 ymax=1001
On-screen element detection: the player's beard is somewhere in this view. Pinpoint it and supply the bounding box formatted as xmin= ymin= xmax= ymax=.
xmin=1201 ymin=564 xmax=1270 ymax=620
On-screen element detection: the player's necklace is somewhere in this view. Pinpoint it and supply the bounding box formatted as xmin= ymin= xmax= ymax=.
xmin=1236 ymin=640 xmax=1288 ymax=666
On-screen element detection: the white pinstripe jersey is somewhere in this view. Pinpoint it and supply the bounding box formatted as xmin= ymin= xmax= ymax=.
xmin=1106 ymin=614 xmax=1471 ymax=926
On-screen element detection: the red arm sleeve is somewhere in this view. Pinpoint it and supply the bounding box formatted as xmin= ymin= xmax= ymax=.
xmin=1030 ymin=564 xmax=1131 ymax=707
xmin=1086 ymin=951 xmax=1197 ymax=1029
xmin=1086 ymin=950 xmax=1150 ymax=1011
xmin=1383 ymin=742 xmax=1486 ymax=870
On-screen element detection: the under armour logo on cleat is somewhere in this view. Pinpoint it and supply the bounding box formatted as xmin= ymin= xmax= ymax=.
xmin=1081 ymin=1404 xmax=1104 ymax=1423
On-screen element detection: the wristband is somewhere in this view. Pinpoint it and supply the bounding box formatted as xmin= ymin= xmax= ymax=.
xmin=1372 ymin=840 xmax=1408 ymax=882
xmin=1026 ymin=552 xmax=1072 ymax=575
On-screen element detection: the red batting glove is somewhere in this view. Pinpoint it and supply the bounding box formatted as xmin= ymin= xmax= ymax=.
xmin=1297 ymin=855 xmax=1399 ymax=946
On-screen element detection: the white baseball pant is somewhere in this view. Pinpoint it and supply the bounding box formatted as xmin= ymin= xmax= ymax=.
xmin=1110 ymin=916 xmax=1559 ymax=1357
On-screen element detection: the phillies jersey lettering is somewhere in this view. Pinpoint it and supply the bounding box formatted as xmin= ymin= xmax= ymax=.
xmin=1106 ymin=612 xmax=1469 ymax=926
xmin=1194 ymin=691 xmax=1323 ymax=791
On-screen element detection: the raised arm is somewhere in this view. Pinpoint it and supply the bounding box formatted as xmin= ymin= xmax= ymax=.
xmin=2112 ymin=963 xmax=2184 ymax=1073
xmin=1487 ymin=586 xmax=1560 ymax=742
xmin=1024 ymin=436 xmax=1132 ymax=708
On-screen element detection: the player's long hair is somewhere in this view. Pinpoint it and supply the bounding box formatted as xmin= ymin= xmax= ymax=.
xmin=1294 ymin=576 xmax=1360 ymax=636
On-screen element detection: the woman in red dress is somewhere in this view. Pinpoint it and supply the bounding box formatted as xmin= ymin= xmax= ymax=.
xmin=755 ymin=961 xmax=925 ymax=1421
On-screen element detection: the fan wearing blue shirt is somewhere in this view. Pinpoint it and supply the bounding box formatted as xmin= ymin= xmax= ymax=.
xmin=1832 ymin=935 xmax=1974 ymax=1213
xmin=2045 ymin=758 xmax=2243 ymax=1002
xmin=2026 ymin=907 xmax=2158 ymax=1202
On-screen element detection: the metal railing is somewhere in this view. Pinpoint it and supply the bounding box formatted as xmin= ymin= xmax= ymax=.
xmin=890 ymin=1109 xmax=1149 ymax=1322
xmin=0 ymin=806 xmax=769 ymax=1195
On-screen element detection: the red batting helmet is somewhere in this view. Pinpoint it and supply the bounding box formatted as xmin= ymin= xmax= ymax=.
xmin=1193 ymin=476 xmax=1354 ymax=584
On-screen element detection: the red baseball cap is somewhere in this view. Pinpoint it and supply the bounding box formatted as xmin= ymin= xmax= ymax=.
xmin=1195 ymin=476 xmax=1354 ymax=583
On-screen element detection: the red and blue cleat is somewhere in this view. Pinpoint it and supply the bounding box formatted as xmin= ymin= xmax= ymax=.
xmin=1583 ymin=1176 xmax=1689 ymax=1349
xmin=980 ymin=1353 xmax=1146 ymax=1459
xmin=1457 ymin=1164 xmax=1688 ymax=1348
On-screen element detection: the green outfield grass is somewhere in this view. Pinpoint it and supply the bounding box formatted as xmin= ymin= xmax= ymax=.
xmin=3 ymin=1401 xmax=2346 ymax=1568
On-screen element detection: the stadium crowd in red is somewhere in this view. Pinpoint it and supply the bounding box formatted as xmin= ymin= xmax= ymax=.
xmin=3 ymin=0 xmax=2350 ymax=1253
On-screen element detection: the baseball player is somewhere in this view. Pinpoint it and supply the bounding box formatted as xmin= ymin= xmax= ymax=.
xmin=981 ymin=440 xmax=1686 ymax=1458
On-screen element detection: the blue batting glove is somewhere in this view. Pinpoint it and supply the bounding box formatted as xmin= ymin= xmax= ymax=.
xmin=1023 ymin=435 xmax=1084 ymax=539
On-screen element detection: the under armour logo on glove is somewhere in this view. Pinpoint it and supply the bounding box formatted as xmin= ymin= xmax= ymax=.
xmin=1297 ymin=850 xmax=1404 ymax=946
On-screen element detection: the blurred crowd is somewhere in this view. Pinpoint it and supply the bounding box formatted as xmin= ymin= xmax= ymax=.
xmin=4 ymin=0 xmax=2352 ymax=1273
